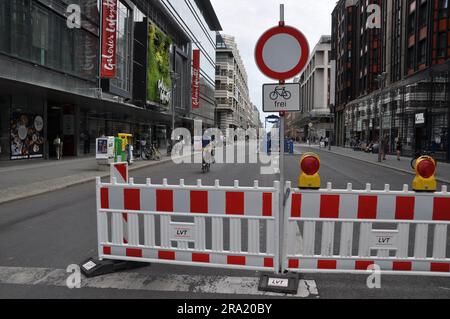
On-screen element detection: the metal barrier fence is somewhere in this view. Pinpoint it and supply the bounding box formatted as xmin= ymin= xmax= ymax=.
xmin=96 ymin=177 xmax=280 ymax=272
xmin=283 ymin=182 xmax=450 ymax=276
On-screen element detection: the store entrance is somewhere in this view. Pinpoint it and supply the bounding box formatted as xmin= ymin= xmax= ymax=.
xmin=414 ymin=126 xmax=428 ymax=154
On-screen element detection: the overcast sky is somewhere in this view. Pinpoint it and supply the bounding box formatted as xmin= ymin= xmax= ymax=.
xmin=210 ymin=0 xmax=336 ymax=123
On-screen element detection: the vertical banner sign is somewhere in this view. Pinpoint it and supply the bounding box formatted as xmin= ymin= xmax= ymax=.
xmin=101 ymin=0 xmax=118 ymax=78
xmin=192 ymin=49 xmax=200 ymax=109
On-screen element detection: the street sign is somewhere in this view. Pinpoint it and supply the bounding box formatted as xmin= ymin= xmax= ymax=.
xmin=263 ymin=83 xmax=300 ymax=112
xmin=255 ymin=25 xmax=309 ymax=81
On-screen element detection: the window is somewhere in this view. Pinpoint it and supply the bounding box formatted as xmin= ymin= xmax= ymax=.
xmin=110 ymin=1 xmax=131 ymax=92
xmin=408 ymin=11 xmax=416 ymax=34
xmin=418 ymin=40 xmax=427 ymax=64
xmin=407 ymin=46 xmax=415 ymax=69
xmin=418 ymin=2 xmax=428 ymax=26
xmin=437 ymin=32 xmax=447 ymax=58
xmin=439 ymin=0 xmax=449 ymax=18
xmin=1 ymin=0 xmax=99 ymax=81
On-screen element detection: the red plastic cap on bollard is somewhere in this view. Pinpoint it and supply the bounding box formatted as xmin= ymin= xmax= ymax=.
xmin=417 ymin=159 xmax=435 ymax=179
xmin=301 ymin=156 xmax=320 ymax=175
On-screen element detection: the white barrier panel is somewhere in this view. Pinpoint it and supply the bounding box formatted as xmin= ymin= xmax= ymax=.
xmin=96 ymin=178 xmax=280 ymax=272
xmin=283 ymin=182 xmax=450 ymax=276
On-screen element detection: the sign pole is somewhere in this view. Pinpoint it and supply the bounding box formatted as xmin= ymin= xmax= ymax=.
xmin=278 ymin=4 xmax=285 ymax=276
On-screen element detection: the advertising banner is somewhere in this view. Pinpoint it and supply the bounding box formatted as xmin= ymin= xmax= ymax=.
xmin=192 ymin=49 xmax=200 ymax=109
xmin=146 ymin=24 xmax=172 ymax=106
xmin=10 ymin=114 xmax=44 ymax=160
xmin=100 ymin=0 xmax=118 ymax=78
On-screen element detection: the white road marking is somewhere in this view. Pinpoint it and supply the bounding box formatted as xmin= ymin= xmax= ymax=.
xmin=0 ymin=266 xmax=319 ymax=298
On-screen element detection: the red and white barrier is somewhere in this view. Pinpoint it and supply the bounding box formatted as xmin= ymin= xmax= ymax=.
xmin=110 ymin=162 xmax=128 ymax=184
xmin=283 ymin=182 xmax=450 ymax=276
xmin=110 ymin=162 xmax=129 ymax=243
xmin=96 ymin=178 xmax=280 ymax=272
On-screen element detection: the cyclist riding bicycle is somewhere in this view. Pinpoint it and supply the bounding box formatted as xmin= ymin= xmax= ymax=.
xmin=202 ymin=136 xmax=216 ymax=172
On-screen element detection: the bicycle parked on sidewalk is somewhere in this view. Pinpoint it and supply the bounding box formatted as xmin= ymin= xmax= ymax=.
xmin=141 ymin=143 xmax=162 ymax=161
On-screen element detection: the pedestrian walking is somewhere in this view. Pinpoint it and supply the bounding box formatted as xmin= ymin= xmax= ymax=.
xmin=396 ymin=137 xmax=403 ymax=161
xmin=53 ymin=135 xmax=62 ymax=160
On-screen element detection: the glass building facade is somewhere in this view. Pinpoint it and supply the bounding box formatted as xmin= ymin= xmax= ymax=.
xmin=0 ymin=0 xmax=222 ymax=161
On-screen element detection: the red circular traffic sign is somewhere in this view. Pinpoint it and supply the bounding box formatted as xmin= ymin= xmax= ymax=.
xmin=255 ymin=25 xmax=309 ymax=81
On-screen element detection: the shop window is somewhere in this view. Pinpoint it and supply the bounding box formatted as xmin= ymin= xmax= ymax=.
xmin=0 ymin=96 xmax=10 ymax=159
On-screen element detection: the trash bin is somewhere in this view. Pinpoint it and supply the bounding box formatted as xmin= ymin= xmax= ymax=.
xmin=285 ymin=139 xmax=294 ymax=154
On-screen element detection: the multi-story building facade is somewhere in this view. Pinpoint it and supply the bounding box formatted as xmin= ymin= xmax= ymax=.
xmin=215 ymin=33 xmax=255 ymax=130
xmin=332 ymin=0 xmax=450 ymax=161
xmin=0 ymin=0 xmax=221 ymax=161
xmin=292 ymin=36 xmax=334 ymax=142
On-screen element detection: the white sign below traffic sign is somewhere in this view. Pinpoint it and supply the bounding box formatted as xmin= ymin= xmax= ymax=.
xmin=263 ymin=83 xmax=300 ymax=112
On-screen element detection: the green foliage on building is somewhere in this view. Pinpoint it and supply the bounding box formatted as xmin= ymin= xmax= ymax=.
xmin=147 ymin=23 xmax=172 ymax=104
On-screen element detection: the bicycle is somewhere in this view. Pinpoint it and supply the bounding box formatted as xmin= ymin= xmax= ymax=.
xmin=269 ymin=86 xmax=291 ymax=100
xmin=141 ymin=143 xmax=162 ymax=161
xmin=410 ymin=150 xmax=436 ymax=170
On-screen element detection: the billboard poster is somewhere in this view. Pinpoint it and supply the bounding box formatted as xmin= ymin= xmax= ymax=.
xmin=100 ymin=0 xmax=118 ymax=78
xmin=192 ymin=49 xmax=200 ymax=109
xmin=147 ymin=23 xmax=172 ymax=106
xmin=10 ymin=114 xmax=44 ymax=160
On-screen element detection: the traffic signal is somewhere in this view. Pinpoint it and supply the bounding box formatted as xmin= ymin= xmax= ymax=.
xmin=412 ymin=156 xmax=437 ymax=192
xmin=298 ymin=153 xmax=321 ymax=189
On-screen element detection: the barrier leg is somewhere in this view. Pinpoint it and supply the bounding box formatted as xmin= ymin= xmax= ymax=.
xmin=259 ymin=182 xmax=300 ymax=295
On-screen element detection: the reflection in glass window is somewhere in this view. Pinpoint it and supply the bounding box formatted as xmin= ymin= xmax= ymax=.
xmin=111 ymin=1 xmax=131 ymax=92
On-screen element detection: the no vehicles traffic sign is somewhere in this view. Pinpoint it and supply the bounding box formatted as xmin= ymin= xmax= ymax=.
xmin=255 ymin=25 xmax=309 ymax=81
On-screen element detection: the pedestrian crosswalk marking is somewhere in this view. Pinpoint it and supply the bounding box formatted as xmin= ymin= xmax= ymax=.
xmin=0 ymin=266 xmax=319 ymax=298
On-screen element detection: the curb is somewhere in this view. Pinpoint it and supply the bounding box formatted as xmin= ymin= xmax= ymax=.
xmin=0 ymin=157 xmax=176 ymax=205
xmin=307 ymin=147 xmax=450 ymax=185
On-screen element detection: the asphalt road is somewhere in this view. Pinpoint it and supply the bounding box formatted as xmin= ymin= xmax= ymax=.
xmin=0 ymin=145 xmax=449 ymax=299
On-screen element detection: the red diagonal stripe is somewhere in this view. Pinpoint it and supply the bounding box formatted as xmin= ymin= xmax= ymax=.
xmin=116 ymin=164 xmax=128 ymax=182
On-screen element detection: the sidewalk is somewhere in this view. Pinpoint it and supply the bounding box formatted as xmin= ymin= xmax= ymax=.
xmin=0 ymin=151 xmax=176 ymax=205
xmin=296 ymin=143 xmax=450 ymax=184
